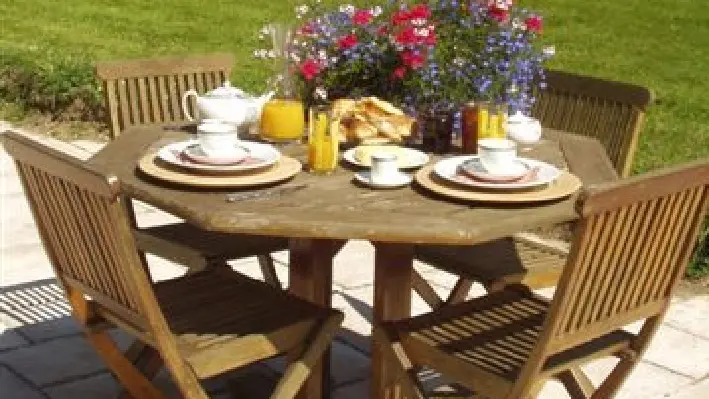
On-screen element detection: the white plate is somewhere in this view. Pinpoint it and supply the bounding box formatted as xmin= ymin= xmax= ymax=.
xmin=182 ymin=142 xmax=248 ymax=165
xmin=354 ymin=171 xmax=413 ymax=189
xmin=157 ymin=140 xmax=280 ymax=173
xmin=433 ymin=155 xmax=561 ymax=190
xmin=343 ymin=147 xmax=429 ymax=169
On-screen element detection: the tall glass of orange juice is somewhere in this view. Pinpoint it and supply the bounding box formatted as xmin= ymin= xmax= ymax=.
xmin=260 ymin=99 xmax=305 ymax=142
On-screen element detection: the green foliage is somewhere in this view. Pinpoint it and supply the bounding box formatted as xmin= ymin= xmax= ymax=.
xmin=0 ymin=48 xmax=103 ymax=121
xmin=688 ymin=219 xmax=709 ymax=279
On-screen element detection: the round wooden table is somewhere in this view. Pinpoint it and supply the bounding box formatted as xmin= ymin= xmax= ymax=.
xmin=89 ymin=125 xmax=617 ymax=399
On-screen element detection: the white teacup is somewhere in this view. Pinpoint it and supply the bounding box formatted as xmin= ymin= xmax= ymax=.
xmin=370 ymin=152 xmax=400 ymax=185
xmin=477 ymin=138 xmax=519 ymax=176
xmin=196 ymin=120 xmax=239 ymax=158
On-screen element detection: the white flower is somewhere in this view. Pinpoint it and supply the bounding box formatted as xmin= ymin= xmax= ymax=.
xmin=318 ymin=50 xmax=328 ymax=60
xmin=259 ymin=49 xmax=269 ymax=58
xmin=512 ymin=18 xmax=524 ymax=30
xmin=330 ymin=56 xmax=338 ymax=64
xmin=453 ymin=57 xmax=465 ymax=66
xmin=260 ymin=26 xmax=270 ymax=36
xmin=253 ymin=49 xmax=261 ymax=58
xmin=543 ymin=45 xmax=556 ymax=57
xmin=339 ymin=4 xmax=355 ymax=16
xmin=290 ymin=53 xmax=302 ymax=63
xmin=267 ymin=50 xmax=277 ymax=58
xmin=411 ymin=18 xmax=427 ymax=27
xmin=415 ymin=28 xmax=430 ymax=37
xmin=314 ymin=87 xmax=328 ymax=100
xmin=372 ymin=6 xmax=383 ymax=17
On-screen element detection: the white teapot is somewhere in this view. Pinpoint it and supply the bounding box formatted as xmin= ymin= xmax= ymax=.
xmin=504 ymin=111 xmax=542 ymax=145
xmin=182 ymin=81 xmax=275 ymax=126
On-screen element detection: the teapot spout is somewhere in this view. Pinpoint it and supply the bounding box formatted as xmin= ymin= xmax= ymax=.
xmin=258 ymin=91 xmax=276 ymax=106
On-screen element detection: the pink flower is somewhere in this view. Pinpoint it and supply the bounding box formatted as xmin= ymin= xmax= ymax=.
xmin=424 ymin=29 xmax=437 ymax=45
xmin=392 ymin=10 xmax=411 ymax=25
xmin=376 ymin=25 xmax=388 ymax=36
xmin=392 ymin=66 xmax=407 ymax=79
xmin=395 ymin=27 xmax=418 ymax=45
xmin=337 ymin=34 xmax=358 ymax=49
xmin=400 ymin=51 xmax=424 ymax=69
xmin=525 ymin=15 xmax=543 ymax=33
xmin=353 ymin=9 xmax=373 ymax=25
xmin=300 ymin=59 xmax=321 ymax=80
xmin=409 ymin=4 xmax=431 ymax=20
xmin=298 ymin=22 xmax=315 ymax=35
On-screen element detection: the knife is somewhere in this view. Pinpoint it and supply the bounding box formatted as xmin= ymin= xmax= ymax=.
xmin=226 ymin=183 xmax=308 ymax=202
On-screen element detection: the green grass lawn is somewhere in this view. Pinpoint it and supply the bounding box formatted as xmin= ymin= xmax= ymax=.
xmin=1 ymin=0 xmax=708 ymax=173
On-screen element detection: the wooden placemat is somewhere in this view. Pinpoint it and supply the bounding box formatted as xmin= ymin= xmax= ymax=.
xmin=138 ymin=151 xmax=302 ymax=188
xmin=415 ymin=163 xmax=582 ymax=203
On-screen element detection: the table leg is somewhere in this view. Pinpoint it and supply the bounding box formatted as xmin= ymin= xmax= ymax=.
xmin=372 ymin=242 xmax=414 ymax=399
xmin=288 ymin=238 xmax=339 ymax=399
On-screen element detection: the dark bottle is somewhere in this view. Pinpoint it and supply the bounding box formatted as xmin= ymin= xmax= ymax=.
xmin=461 ymin=101 xmax=480 ymax=154
xmin=421 ymin=110 xmax=453 ymax=154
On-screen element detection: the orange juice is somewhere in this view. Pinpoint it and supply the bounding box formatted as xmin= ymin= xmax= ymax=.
xmin=260 ymin=99 xmax=305 ymax=141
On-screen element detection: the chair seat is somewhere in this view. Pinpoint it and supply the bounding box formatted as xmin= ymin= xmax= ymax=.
xmin=154 ymin=269 xmax=332 ymax=378
xmin=136 ymin=222 xmax=289 ymax=260
xmin=388 ymin=289 xmax=633 ymax=389
xmin=415 ymin=236 xmax=567 ymax=289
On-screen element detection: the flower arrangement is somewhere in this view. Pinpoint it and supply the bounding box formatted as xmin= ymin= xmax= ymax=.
xmin=254 ymin=0 xmax=552 ymax=115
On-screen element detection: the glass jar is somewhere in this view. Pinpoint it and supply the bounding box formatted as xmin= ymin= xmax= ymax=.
xmin=260 ymin=23 xmax=306 ymax=142
xmin=420 ymin=109 xmax=453 ymax=154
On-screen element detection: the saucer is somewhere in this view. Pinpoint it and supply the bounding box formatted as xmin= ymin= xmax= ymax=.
xmin=459 ymin=158 xmax=530 ymax=183
xmin=354 ymin=171 xmax=413 ymax=189
xmin=182 ymin=143 xmax=248 ymax=165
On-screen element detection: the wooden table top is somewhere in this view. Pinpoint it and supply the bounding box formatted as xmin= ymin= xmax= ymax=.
xmin=88 ymin=126 xmax=617 ymax=245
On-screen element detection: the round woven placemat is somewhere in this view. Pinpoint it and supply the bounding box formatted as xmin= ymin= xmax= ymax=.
xmin=415 ymin=163 xmax=582 ymax=203
xmin=138 ymin=151 xmax=302 ymax=188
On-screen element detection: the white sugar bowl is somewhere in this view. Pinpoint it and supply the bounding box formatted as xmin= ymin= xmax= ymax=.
xmin=504 ymin=111 xmax=542 ymax=145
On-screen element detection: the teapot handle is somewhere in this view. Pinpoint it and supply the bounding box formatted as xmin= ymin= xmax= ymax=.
xmin=182 ymin=90 xmax=199 ymax=122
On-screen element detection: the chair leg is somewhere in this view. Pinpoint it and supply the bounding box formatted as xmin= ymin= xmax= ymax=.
xmin=271 ymin=311 xmax=344 ymax=399
xmin=412 ymin=270 xmax=444 ymax=309
xmin=558 ymin=367 xmax=594 ymax=399
xmin=117 ymin=341 xmax=164 ymax=399
xmin=372 ymin=328 xmax=427 ymax=399
xmin=445 ymin=278 xmax=474 ymax=306
xmin=83 ymin=329 xmax=168 ymax=399
xmin=258 ymin=254 xmax=283 ymax=289
xmin=590 ymin=358 xmax=638 ymax=399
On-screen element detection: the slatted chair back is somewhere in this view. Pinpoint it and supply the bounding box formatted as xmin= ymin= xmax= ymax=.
xmin=513 ymin=159 xmax=709 ymax=395
xmin=1 ymin=131 xmax=159 ymax=332
xmin=95 ymin=53 xmax=233 ymax=139
xmin=532 ymin=70 xmax=654 ymax=177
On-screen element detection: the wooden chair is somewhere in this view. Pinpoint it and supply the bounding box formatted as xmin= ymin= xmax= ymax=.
xmin=96 ymin=54 xmax=286 ymax=288
xmin=413 ymin=71 xmax=655 ymax=308
xmin=1 ymin=130 xmax=343 ymax=399
xmin=377 ymin=158 xmax=709 ymax=398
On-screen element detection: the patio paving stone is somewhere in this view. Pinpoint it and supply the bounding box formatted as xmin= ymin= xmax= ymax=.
xmin=659 ymin=377 xmax=709 ymax=399
xmin=43 ymin=372 xmax=118 ymax=399
xmin=0 ymin=322 xmax=28 ymax=352
xmin=641 ymin=324 xmax=709 ymax=379
xmin=664 ymin=295 xmax=709 ymax=340
xmin=0 ymin=335 xmax=109 ymax=386
xmin=0 ymin=364 xmax=46 ymax=399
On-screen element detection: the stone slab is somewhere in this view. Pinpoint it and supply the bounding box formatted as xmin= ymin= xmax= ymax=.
xmin=642 ymin=324 xmax=709 ymax=379
xmin=0 ymin=335 xmax=107 ymax=386
xmin=665 ymin=295 xmax=709 ymax=340
xmin=0 ymin=364 xmax=45 ymax=399
xmin=43 ymin=372 xmax=118 ymax=399
xmin=661 ymin=378 xmax=709 ymax=399
xmin=0 ymin=326 xmax=29 ymax=352
xmin=583 ymin=358 xmax=693 ymax=398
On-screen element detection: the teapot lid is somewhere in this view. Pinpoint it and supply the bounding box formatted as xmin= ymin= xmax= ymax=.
xmin=507 ymin=111 xmax=529 ymax=124
xmin=206 ymin=81 xmax=248 ymax=99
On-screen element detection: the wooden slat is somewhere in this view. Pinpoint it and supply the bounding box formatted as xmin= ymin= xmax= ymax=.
xmin=103 ymin=80 xmax=122 ymax=139
xmin=157 ymin=76 xmax=172 ymax=123
xmin=147 ymin=76 xmax=162 ymax=124
xmin=117 ymin=78 xmax=133 ymax=133
xmin=96 ymin=53 xmax=233 ymax=80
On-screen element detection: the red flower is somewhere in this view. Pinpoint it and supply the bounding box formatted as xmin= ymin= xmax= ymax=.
xmin=424 ymin=29 xmax=437 ymax=46
xmin=376 ymin=25 xmax=388 ymax=36
xmin=353 ymin=9 xmax=373 ymax=26
xmin=300 ymin=59 xmax=321 ymax=81
xmin=524 ymin=15 xmax=543 ymax=33
xmin=392 ymin=66 xmax=407 ymax=79
xmin=337 ymin=34 xmax=358 ymax=49
xmin=298 ymin=22 xmax=315 ymax=35
xmin=488 ymin=7 xmax=509 ymax=22
xmin=395 ymin=27 xmax=418 ymax=45
xmin=409 ymin=4 xmax=431 ymax=20
xmin=392 ymin=10 xmax=411 ymax=25
xmin=400 ymin=50 xmax=424 ymax=69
